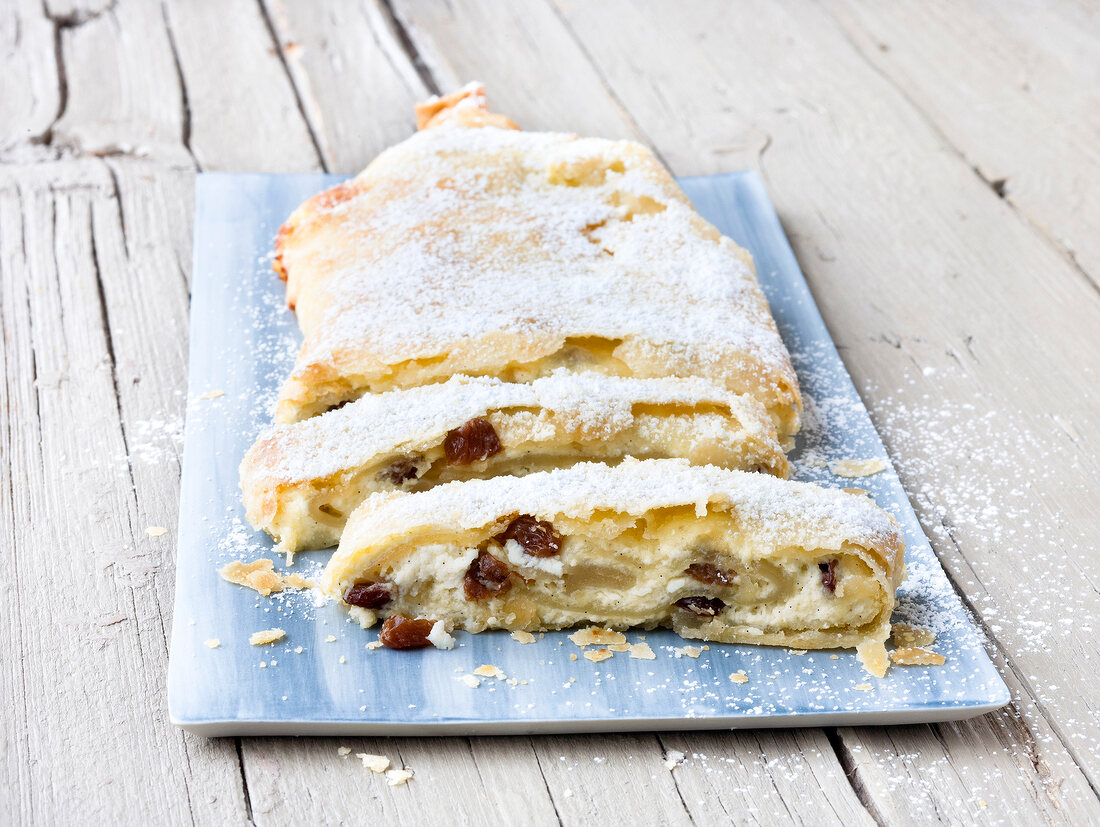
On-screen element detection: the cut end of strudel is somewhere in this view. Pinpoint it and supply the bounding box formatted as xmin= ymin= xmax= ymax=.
xmin=241 ymin=372 xmax=789 ymax=554
xmin=272 ymin=83 xmax=801 ymax=438
xmin=320 ymin=458 xmax=905 ymax=676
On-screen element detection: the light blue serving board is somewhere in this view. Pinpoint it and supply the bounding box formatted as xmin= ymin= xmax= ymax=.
xmin=168 ymin=171 xmax=1009 ymax=735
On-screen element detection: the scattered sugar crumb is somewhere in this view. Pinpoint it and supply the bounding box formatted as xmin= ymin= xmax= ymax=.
xmin=842 ymin=487 xmax=870 ymax=496
xmin=569 ymin=653 xmax=578 ymax=661
xmin=511 ymin=630 xmax=536 ymax=644
xmin=563 ymin=789 xmax=574 ymax=798
xmin=674 ymin=646 xmax=701 ymax=658
xmin=459 ymin=674 xmax=481 ymax=688
xmin=197 ymin=390 xmax=224 ymax=399
xmin=325 ymin=635 xmax=337 ymax=643
xmin=828 ymin=458 xmax=886 ymax=477
xmin=283 ymin=573 xmax=313 ymax=590
xmin=890 ymin=647 xmax=947 ymax=666
xmin=337 ymin=747 xmax=351 ymax=756
xmin=294 ymin=646 xmax=303 ymax=654
xmin=356 ymin=753 xmax=390 ymax=773
xmin=258 ymin=661 xmax=267 ymax=668
xmin=204 ymin=638 xmax=220 ymax=649
xmin=788 ymin=649 xmax=808 ymax=656
xmin=473 ymin=664 xmax=505 ymax=680
xmin=830 ymin=654 xmax=839 ymax=660
xmin=729 ymin=670 xmax=748 ymax=684
xmin=892 ymin=624 xmax=936 ymax=648
xmin=428 ymin=621 xmax=456 ymax=650
xmin=249 ymin=628 xmax=285 ymax=646
xmin=145 ymin=526 xmax=167 ymax=537
xmin=569 ymin=627 xmax=626 ymax=647
xmin=664 ymin=750 xmax=685 ymax=770
xmin=853 ymin=683 xmax=874 ymax=691
xmin=339 ymin=656 xmax=346 ymax=664
xmin=367 ymin=641 xmax=383 ymax=650
xmin=584 ymin=648 xmax=613 ymax=663
xmin=220 ymin=559 xmax=284 ymax=597
xmin=629 ymin=642 xmax=656 ymax=660
xmin=386 ymin=768 xmax=413 ymax=786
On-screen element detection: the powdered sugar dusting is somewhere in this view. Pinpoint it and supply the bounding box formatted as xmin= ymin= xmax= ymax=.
xmin=245 ymin=371 xmax=774 ymax=483
xmin=278 ymin=125 xmax=796 ymax=421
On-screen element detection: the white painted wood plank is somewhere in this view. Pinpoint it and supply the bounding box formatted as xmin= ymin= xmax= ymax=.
xmin=656 ymin=730 xmax=876 ymax=825
xmin=162 ymin=0 xmax=323 ymax=172
xmin=49 ymin=0 xmax=191 ymax=166
xmin=0 ymin=161 xmax=246 ymax=824
xmin=260 ymin=0 xmax=428 ymax=173
xmin=824 ymin=0 xmax=1100 ymax=285
xmin=391 ymin=0 xmax=643 ymax=140
xmin=239 ymin=736 xmax=560 ymax=824
xmin=0 ymin=0 xmax=61 ymax=151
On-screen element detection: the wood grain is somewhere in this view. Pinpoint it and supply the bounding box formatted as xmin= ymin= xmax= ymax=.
xmin=0 ymin=161 xmax=244 ymax=824
xmin=260 ymin=0 xmax=428 ymax=173
xmin=3 ymin=0 xmax=1100 ymax=823
xmin=823 ymin=0 xmax=1100 ymax=287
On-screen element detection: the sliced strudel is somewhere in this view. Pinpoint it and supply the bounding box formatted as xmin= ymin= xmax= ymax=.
xmin=241 ymin=372 xmax=788 ymax=554
xmin=320 ymin=459 xmax=905 ymax=674
xmin=272 ymin=84 xmax=801 ymax=437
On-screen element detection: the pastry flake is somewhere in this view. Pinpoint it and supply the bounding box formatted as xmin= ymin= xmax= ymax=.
xmin=272 ymin=91 xmax=800 ymax=436
xmin=320 ymin=459 xmax=905 ymax=672
xmin=241 ymin=371 xmax=788 ymax=553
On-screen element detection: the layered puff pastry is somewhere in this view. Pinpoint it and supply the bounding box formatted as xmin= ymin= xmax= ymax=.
xmin=241 ymin=372 xmax=788 ymax=556
xmin=272 ymin=83 xmax=801 ymax=438
xmin=320 ymin=459 xmax=905 ymax=675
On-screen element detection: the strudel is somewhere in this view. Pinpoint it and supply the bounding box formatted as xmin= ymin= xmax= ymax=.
xmin=320 ymin=459 xmax=905 ymax=674
xmin=271 ymin=84 xmax=801 ymax=437
xmin=241 ymin=372 xmax=788 ymax=554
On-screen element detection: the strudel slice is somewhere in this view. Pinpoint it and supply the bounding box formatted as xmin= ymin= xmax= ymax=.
xmin=272 ymin=84 xmax=801 ymax=437
xmin=241 ymin=373 xmax=788 ymax=555
xmin=320 ymin=459 xmax=905 ymax=674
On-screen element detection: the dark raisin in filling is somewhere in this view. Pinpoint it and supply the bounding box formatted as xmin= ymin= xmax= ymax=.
xmin=464 ymin=549 xmax=513 ymax=600
xmin=444 ymin=417 xmax=502 ymax=465
xmin=345 ymin=581 xmax=393 ymax=609
xmin=379 ymin=614 xmax=434 ymax=649
xmin=819 ymin=560 xmax=838 ymax=593
xmin=494 ymin=514 xmax=562 ymax=558
xmin=380 ymin=456 xmax=421 ymax=485
xmin=685 ymin=562 xmax=734 ymax=586
xmin=674 ymin=596 xmax=726 ymax=617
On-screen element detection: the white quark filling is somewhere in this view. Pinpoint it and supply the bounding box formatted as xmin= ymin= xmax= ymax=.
xmin=388 ymin=543 xmax=478 ymax=589
xmin=348 ymin=606 xmax=378 ymax=629
xmin=428 ymin=621 xmax=456 ymax=650
xmin=504 ymin=539 xmax=564 ymax=576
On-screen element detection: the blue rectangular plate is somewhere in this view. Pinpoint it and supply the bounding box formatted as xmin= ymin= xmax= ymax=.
xmin=168 ymin=171 xmax=1009 ymax=735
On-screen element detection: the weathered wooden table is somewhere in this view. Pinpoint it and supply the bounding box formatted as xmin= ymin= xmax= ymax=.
xmin=3 ymin=1 xmax=1098 ymax=823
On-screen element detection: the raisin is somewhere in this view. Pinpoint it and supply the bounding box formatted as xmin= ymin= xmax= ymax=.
xmin=345 ymin=581 xmax=393 ymax=609
xmin=819 ymin=560 xmax=838 ymax=593
xmin=464 ymin=549 xmax=513 ymax=600
xmin=444 ymin=417 xmax=502 ymax=465
xmin=380 ymin=456 xmax=421 ymax=485
xmin=685 ymin=562 xmax=734 ymax=586
xmin=674 ymin=596 xmax=726 ymax=617
xmin=495 ymin=515 xmax=562 ymax=558
xmin=379 ymin=614 xmax=435 ymax=649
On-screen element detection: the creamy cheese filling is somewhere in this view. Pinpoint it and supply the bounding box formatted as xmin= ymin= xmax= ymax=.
xmin=262 ymin=409 xmax=785 ymax=553
xmin=332 ymin=509 xmax=889 ymax=646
